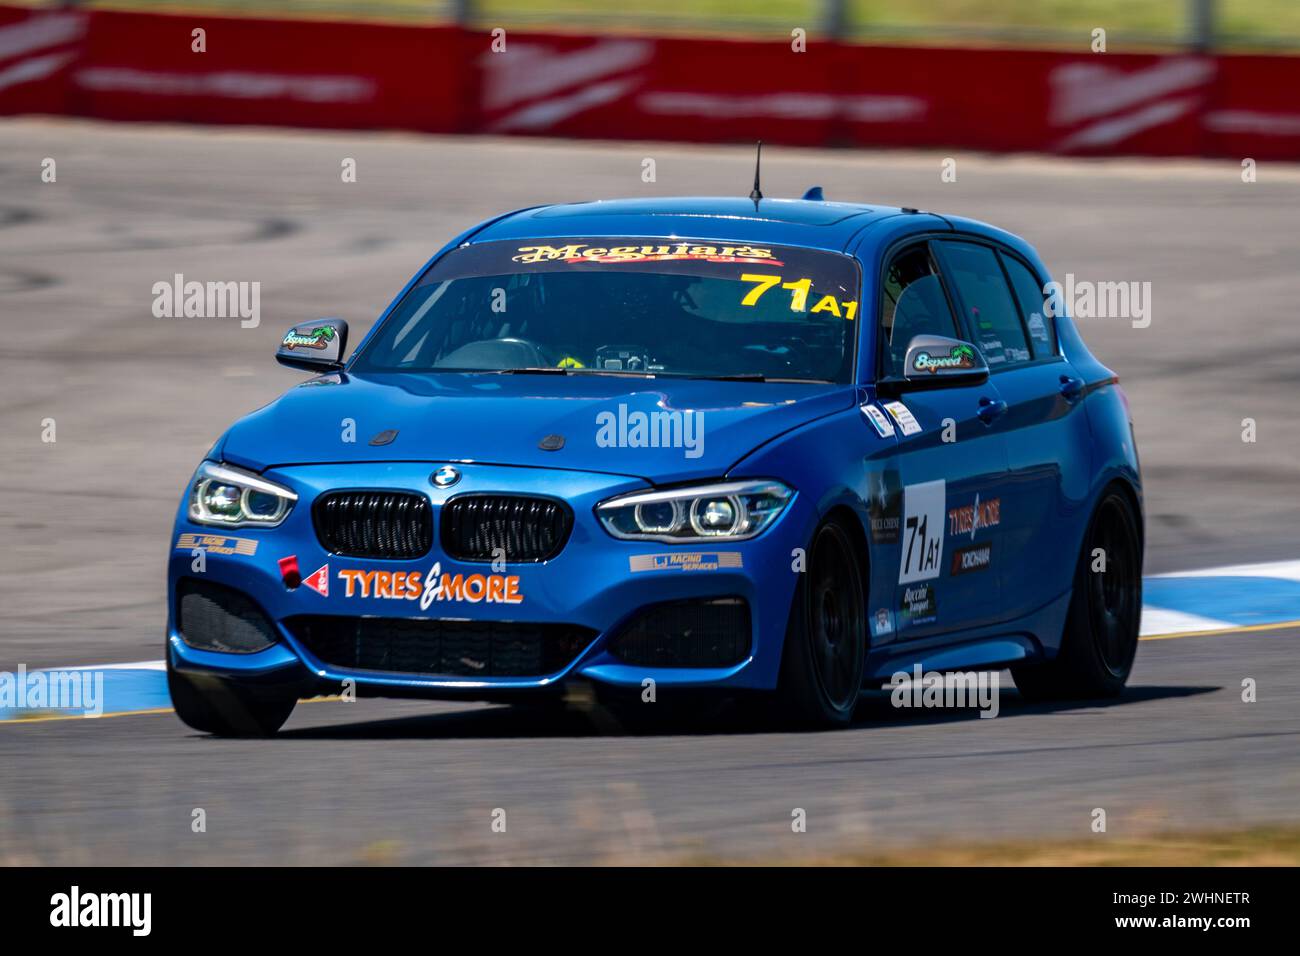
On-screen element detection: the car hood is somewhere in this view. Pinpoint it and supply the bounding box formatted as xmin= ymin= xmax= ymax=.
xmin=219 ymin=371 xmax=853 ymax=484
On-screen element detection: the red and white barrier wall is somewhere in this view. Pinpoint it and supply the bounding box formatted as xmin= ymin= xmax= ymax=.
xmin=4 ymin=5 xmax=1300 ymax=159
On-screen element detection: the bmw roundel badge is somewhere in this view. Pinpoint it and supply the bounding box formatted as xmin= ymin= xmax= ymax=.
xmin=431 ymin=465 xmax=461 ymax=488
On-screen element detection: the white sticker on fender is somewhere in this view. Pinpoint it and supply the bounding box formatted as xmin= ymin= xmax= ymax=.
xmin=860 ymin=403 xmax=895 ymax=437
xmin=898 ymin=479 xmax=945 ymax=583
xmin=882 ymin=400 xmax=922 ymax=436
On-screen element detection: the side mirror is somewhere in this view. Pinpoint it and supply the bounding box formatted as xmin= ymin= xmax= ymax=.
xmin=276 ymin=319 xmax=348 ymax=372
xmin=878 ymin=334 xmax=989 ymax=395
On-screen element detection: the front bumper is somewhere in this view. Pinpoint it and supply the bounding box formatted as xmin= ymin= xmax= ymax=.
xmin=166 ymin=461 xmax=808 ymax=698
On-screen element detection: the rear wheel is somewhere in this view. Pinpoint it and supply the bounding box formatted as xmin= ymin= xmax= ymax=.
xmin=776 ymin=518 xmax=867 ymax=727
xmin=1012 ymin=489 xmax=1142 ymax=701
xmin=167 ymin=658 xmax=297 ymax=736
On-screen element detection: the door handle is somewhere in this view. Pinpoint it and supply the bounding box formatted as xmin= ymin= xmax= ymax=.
xmin=977 ymin=397 xmax=1008 ymax=424
xmin=1059 ymin=375 xmax=1084 ymax=403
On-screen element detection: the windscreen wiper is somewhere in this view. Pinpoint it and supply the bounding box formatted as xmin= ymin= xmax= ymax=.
xmin=496 ymin=368 xmax=771 ymax=381
xmin=684 ymin=373 xmax=834 ymax=383
xmin=498 ymin=367 xmax=656 ymax=378
xmin=698 ymin=372 xmax=768 ymax=382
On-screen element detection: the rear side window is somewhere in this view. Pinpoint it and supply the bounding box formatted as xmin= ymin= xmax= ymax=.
xmin=878 ymin=243 xmax=959 ymax=378
xmin=935 ymin=241 xmax=1032 ymax=368
xmin=1001 ymin=254 xmax=1057 ymax=358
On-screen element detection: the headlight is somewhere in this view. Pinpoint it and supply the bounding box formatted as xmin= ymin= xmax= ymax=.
xmin=188 ymin=461 xmax=297 ymax=528
xmin=596 ymin=480 xmax=793 ymax=542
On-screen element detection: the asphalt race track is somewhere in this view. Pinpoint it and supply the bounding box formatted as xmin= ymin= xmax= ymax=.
xmin=2 ymin=119 xmax=1299 ymax=863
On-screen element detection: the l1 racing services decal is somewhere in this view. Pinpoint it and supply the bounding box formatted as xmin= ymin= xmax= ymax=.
xmin=629 ymin=552 xmax=743 ymax=572
xmin=174 ymin=533 xmax=257 ymax=556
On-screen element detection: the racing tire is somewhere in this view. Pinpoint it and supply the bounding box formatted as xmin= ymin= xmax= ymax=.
xmin=776 ymin=517 xmax=867 ymax=728
xmin=167 ymin=658 xmax=297 ymax=737
xmin=1012 ymin=488 xmax=1142 ymax=701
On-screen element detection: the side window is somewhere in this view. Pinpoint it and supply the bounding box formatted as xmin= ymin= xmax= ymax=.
xmin=935 ymin=241 xmax=1031 ymax=368
xmin=1001 ymin=254 xmax=1057 ymax=358
xmin=878 ymin=243 xmax=958 ymax=378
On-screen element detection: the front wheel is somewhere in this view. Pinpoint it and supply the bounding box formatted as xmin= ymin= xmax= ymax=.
xmin=1012 ymin=489 xmax=1142 ymax=701
xmin=167 ymin=658 xmax=297 ymax=736
xmin=775 ymin=518 xmax=867 ymax=727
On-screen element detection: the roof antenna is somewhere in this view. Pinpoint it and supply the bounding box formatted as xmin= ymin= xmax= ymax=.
xmin=748 ymin=140 xmax=763 ymax=205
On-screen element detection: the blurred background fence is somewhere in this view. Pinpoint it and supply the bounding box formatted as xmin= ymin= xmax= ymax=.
xmin=5 ymin=1 xmax=1300 ymax=159
xmin=17 ymin=0 xmax=1300 ymax=51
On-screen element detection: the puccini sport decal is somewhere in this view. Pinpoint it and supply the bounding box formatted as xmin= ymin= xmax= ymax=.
xmin=512 ymin=243 xmax=782 ymax=266
xmin=338 ymin=563 xmax=523 ymax=609
xmin=898 ymin=582 xmax=938 ymax=627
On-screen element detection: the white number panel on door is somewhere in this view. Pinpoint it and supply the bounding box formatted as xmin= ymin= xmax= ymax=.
xmin=898 ymin=479 xmax=945 ymax=584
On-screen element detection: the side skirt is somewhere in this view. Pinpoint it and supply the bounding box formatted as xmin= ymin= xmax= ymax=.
xmin=863 ymin=588 xmax=1072 ymax=683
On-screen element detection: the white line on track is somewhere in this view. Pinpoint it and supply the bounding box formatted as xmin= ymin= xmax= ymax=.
xmin=32 ymin=660 xmax=166 ymax=672
xmin=1151 ymin=559 xmax=1300 ymax=582
xmin=1138 ymin=607 xmax=1233 ymax=636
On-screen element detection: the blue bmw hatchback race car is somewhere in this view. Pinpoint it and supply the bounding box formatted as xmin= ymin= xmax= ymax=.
xmin=166 ymin=194 xmax=1142 ymax=734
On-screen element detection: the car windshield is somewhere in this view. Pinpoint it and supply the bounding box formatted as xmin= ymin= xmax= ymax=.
xmin=352 ymin=238 xmax=861 ymax=383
